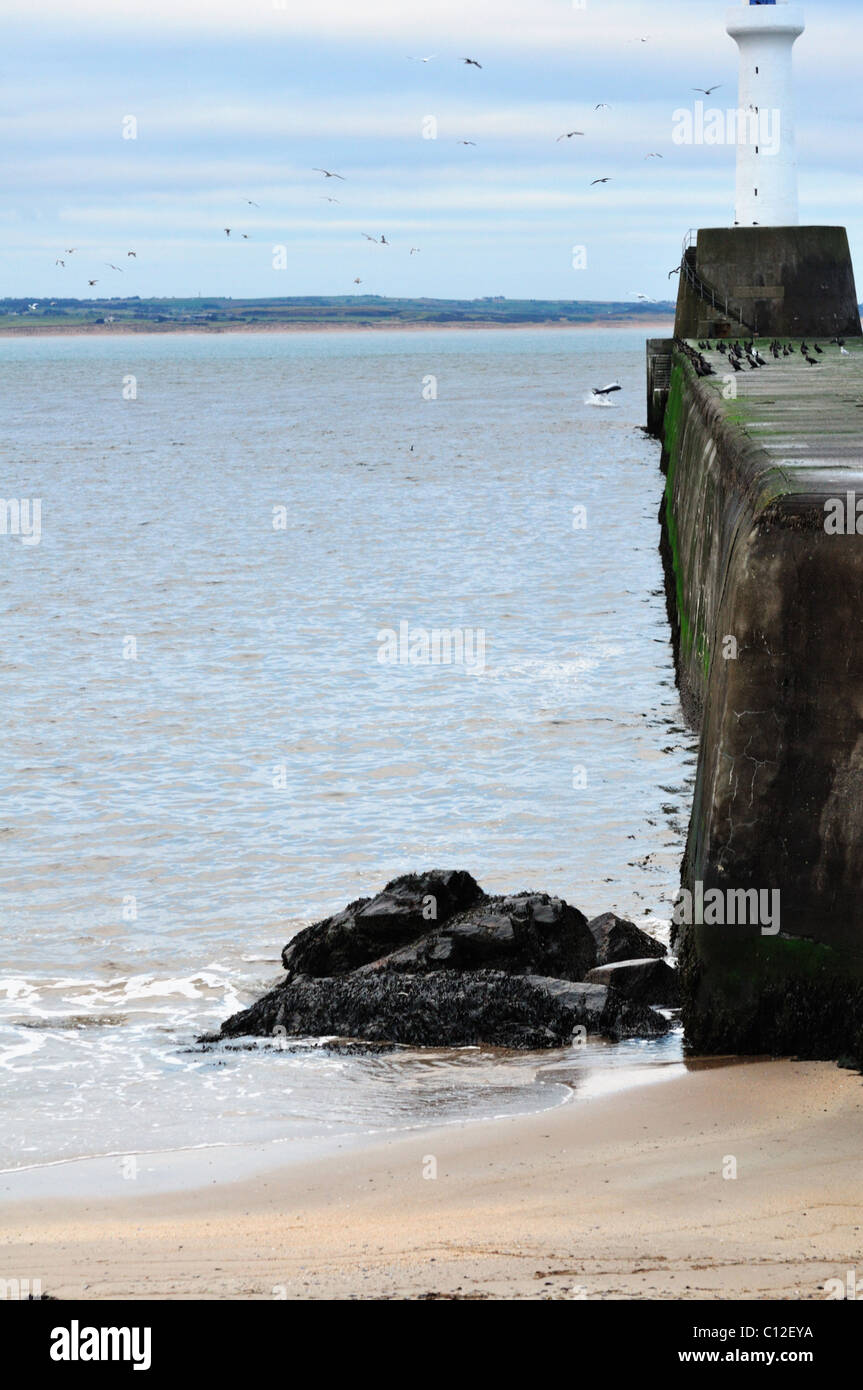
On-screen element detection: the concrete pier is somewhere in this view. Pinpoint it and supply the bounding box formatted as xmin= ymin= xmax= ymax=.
xmin=651 ymin=335 xmax=863 ymax=1057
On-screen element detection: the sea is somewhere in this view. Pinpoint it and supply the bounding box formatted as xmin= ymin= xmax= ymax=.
xmin=0 ymin=325 xmax=697 ymax=1188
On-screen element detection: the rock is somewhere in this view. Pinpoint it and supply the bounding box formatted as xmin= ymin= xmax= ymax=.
xmin=281 ymin=869 xmax=484 ymax=977
xmin=587 ymin=912 xmax=666 ymax=966
xmin=209 ymin=969 xmax=669 ymax=1050
xmin=358 ymin=892 xmax=596 ymax=982
xmin=585 ymin=957 xmax=680 ymax=1007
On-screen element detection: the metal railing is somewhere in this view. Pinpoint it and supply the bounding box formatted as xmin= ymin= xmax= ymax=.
xmin=678 ymin=234 xmax=754 ymax=334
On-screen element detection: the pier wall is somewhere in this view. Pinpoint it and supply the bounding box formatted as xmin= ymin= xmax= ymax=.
xmin=652 ymin=342 xmax=863 ymax=1057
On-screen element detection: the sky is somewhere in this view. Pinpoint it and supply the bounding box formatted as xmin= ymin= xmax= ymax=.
xmin=4 ymin=0 xmax=863 ymax=301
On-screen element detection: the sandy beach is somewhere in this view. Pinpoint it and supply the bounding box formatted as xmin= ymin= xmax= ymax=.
xmin=2 ymin=1058 xmax=860 ymax=1301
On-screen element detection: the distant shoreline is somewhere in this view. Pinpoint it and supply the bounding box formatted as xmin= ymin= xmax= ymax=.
xmin=0 ymin=316 xmax=675 ymax=338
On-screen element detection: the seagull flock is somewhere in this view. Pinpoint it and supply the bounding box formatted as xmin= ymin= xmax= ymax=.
xmin=43 ymin=46 xmax=724 ymax=315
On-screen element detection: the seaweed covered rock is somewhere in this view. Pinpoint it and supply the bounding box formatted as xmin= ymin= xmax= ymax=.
xmin=210 ymin=969 xmax=670 ymax=1050
xmin=587 ymin=912 xmax=666 ymax=966
xmin=359 ymin=892 xmax=596 ymax=982
xmin=281 ymin=869 xmax=483 ymax=978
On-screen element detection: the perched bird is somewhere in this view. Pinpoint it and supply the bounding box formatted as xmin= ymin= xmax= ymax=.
xmin=841 ymin=346 xmax=851 ymax=356
xmin=693 ymin=85 xmax=722 ymax=95
xmin=462 ymin=57 xmax=482 ymax=68
xmin=313 ymin=168 xmax=345 ymax=179
xmin=814 ymin=343 xmax=823 ymax=353
xmin=557 ymin=131 xmax=584 ymax=141
xmin=805 ymin=354 xmax=819 ymax=366
xmin=592 ymin=382 xmax=622 ymax=396
xmin=591 ymin=177 xmax=612 ymax=185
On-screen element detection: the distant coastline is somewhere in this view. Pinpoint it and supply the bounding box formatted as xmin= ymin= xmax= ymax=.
xmin=0 ymin=316 xmax=675 ymax=337
xmin=0 ymin=294 xmax=675 ymax=337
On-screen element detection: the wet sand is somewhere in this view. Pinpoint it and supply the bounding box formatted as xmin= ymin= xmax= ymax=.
xmin=2 ymin=1058 xmax=860 ymax=1300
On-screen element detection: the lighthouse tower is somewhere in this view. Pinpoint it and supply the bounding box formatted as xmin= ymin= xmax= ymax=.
xmin=727 ymin=0 xmax=805 ymax=227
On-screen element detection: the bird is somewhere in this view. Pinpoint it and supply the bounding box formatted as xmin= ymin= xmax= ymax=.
xmin=353 ymin=277 xmax=362 ymax=284
xmin=105 ymin=263 xmax=123 ymax=272
xmin=591 ymin=177 xmax=612 ymax=185
xmin=362 ymin=233 xmax=379 ymax=243
xmin=28 ymin=302 xmax=39 ymax=311
xmin=805 ymin=354 xmax=819 ymax=366
xmin=645 ymin=152 xmax=663 ymax=159
xmin=841 ymin=346 xmax=851 ymax=356
xmin=224 ymin=228 xmax=232 ymax=237
xmin=668 ymin=267 xmax=681 ymax=279
xmin=462 ymin=57 xmax=482 ymax=68
xmin=410 ymin=247 xmax=421 ymax=255
xmin=407 ymin=55 xmax=436 ymax=63
xmin=457 ymin=140 xmax=477 ymax=146
xmin=320 ymin=196 xmax=340 ymax=203
xmin=814 ymin=343 xmax=823 ymax=353
xmin=245 ymin=199 xmax=260 ymax=207
xmin=379 ymin=235 xmax=389 ymax=245
xmin=557 ymin=131 xmax=584 ymax=141
xmin=241 ymin=234 xmax=250 ymax=239
xmin=64 ymin=247 xmax=77 ymax=254
xmin=595 ymin=103 xmax=611 ymax=110
xmin=592 ymin=382 xmax=622 ymax=396
xmin=88 ymin=280 xmax=98 ymax=286
xmin=313 ymin=168 xmax=345 ymax=179
xmin=55 ymin=259 xmax=65 ymax=267
xmin=693 ymin=85 xmax=722 ymax=95
xmin=127 ymin=251 xmax=137 ymax=257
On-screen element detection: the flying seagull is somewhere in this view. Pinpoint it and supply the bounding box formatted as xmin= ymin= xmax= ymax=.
xmin=591 ymin=177 xmax=612 ymax=185
xmin=224 ymin=228 xmax=232 ymax=237
xmin=592 ymin=382 xmax=622 ymax=396
xmin=407 ymin=55 xmax=436 ymax=63
xmin=379 ymin=235 xmax=389 ymax=245
xmin=462 ymin=57 xmax=482 ymax=68
xmin=457 ymin=140 xmax=477 ymax=146
xmin=313 ymin=168 xmax=345 ymax=179
xmin=693 ymin=85 xmax=722 ymax=95
xmin=320 ymin=196 xmax=340 ymax=203
xmin=127 ymin=250 xmax=137 ymax=257
xmin=88 ymin=279 xmax=98 ymax=286
xmin=557 ymin=131 xmax=585 ymax=141
xmin=105 ymin=263 xmax=123 ymax=272
xmin=353 ymin=277 xmax=362 ymax=284
xmin=55 ymin=258 xmax=65 ymax=267
xmin=245 ymin=199 xmax=260 ymax=207
xmin=595 ymin=103 xmax=611 ymax=110
xmin=668 ymin=266 xmax=680 ymax=278
xmin=362 ymin=233 xmax=379 ymax=243
xmin=241 ymin=233 xmax=250 ymax=239
xmin=410 ymin=247 xmax=421 ymax=255
xmin=645 ymin=152 xmax=663 ymax=159
xmin=64 ymin=247 xmax=77 ymax=254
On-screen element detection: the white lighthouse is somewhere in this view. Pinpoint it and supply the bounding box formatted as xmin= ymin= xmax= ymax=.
xmin=726 ymin=0 xmax=805 ymax=227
